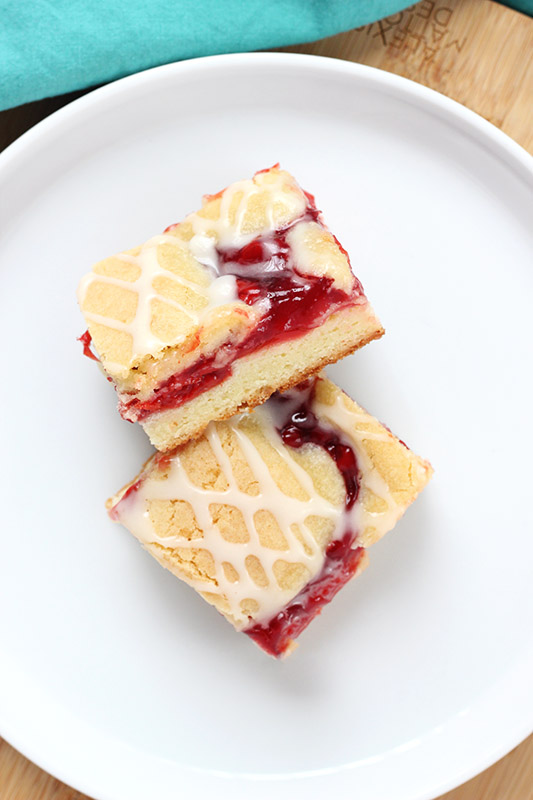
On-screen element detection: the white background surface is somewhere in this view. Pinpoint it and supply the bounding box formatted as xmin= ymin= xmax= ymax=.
xmin=0 ymin=55 xmax=532 ymax=800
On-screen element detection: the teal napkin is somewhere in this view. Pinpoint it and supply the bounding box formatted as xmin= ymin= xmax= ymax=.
xmin=1 ymin=0 xmax=532 ymax=112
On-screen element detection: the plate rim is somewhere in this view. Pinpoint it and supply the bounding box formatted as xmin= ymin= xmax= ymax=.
xmin=0 ymin=51 xmax=532 ymax=800
xmin=1 ymin=52 xmax=532 ymax=181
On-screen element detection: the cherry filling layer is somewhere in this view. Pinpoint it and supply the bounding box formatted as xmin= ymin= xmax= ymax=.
xmin=245 ymin=380 xmax=363 ymax=657
xmin=109 ymin=379 xmax=363 ymax=657
xmin=118 ymin=203 xmax=363 ymax=422
xmin=78 ymin=330 xmax=99 ymax=362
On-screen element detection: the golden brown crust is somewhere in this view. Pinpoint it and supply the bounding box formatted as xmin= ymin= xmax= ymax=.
xmin=78 ymin=167 xmax=360 ymax=385
xmin=107 ymin=375 xmax=432 ymax=649
xmin=78 ymin=167 xmax=384 ymax=443
xmin=233 ymin=327 xmax=385 ymax=415
xmin=175 ymin=326 xmax=383 ymax=445
xmin=143 ymin=309 xmax=385 ymax=451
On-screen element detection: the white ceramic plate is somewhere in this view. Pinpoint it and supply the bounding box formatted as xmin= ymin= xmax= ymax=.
xmin=0 ymin=54 xmax=532 ymax=800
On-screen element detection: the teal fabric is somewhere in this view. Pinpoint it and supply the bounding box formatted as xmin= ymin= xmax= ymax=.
xmin=506 ymin=0 xmax=533 ymax=10
xmin=1 ymin=0 xmax=532 ymax=112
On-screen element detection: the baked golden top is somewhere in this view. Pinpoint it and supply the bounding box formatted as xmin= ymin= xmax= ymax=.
xmin=108 ymin=377 xmax=432 ymax=630
xmin=77 ymin=167 xmax=364 ymax=392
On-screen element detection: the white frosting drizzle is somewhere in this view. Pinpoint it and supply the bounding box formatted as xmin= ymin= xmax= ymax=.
xmin=188 ymin=174 xmax=307 ymax=250
xmin=207 ymin=274 xmax=238 ymax=306
xmin=115 ymin=416 xmax=338 ymax=628
xmin=314 ymin=395 xmax=404 ymax=537
xmin=77 ymin=233 xmax=237 ymax=361
xmin=77 ymin=170 xmax=308 ymax=369
xmin=112 ymin=386 xmax=409 ymax=629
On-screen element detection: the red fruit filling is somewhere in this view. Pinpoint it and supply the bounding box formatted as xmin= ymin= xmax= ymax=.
xmin=78 ymin=330 xmax=99 ymax=362
xmin=109 ymin=379 xmax=363 ymax=657
xmin=119 ymin=198 xmax=362 ymax=422
xmin=244 ymin=379 xmax=362 ymax=657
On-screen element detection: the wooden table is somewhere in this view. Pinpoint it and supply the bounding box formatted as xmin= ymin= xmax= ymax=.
xmin=1 ymin=0 xmax=531 ymax=797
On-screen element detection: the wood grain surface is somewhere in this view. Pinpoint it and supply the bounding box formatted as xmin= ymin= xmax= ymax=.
xmin=0 ymin=0 xmax=531 ymax=797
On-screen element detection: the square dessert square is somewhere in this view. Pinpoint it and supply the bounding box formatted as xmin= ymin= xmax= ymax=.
xmin=107 ymin=376 xmax=432 ymax=657
xmin=78 ymin=166 xmax=384 ymax=451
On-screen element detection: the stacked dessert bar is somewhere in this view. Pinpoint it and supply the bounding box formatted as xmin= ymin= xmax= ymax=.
xmin=78 ymin=166 xmax=432 ymax=657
